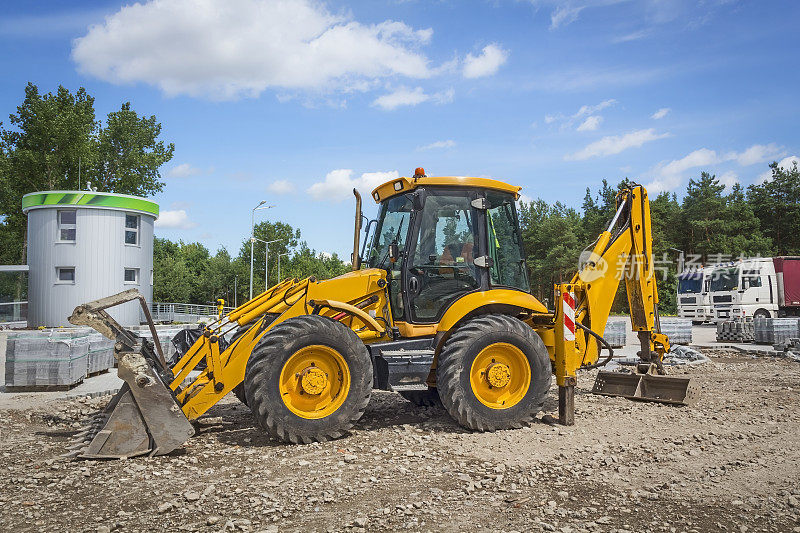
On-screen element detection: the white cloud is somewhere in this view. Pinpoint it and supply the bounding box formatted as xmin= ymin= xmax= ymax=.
xmin=545 ymin=99 xmax=616 ymax=130
xmin=651 ymin=107 xmax=670 ymax=119
xmin=644 ymin=145 xmax=791 ymax=193
xmin=155 ymin=210 xmax=197 ymax=229
xmin=308 ymin=169 xmax=400 ymax=202
xmin=757 ymin=155 xmax=800 ymax=184
xmin=517 ymin=193 xmax=534 ymax=205
xmin=462 ymin=44 xmax=509 ymax=78
xmin=167 ymin=163 xmax=202 ymax=178
xmin=576 ymin=115 xmax=602 ymax=132
xmin=565 ymin=129 xmax=669 ymax=161
xmin=726 ymin=143 xmax=784 ymax=166
xmin=717 ymin=170 xmax=739 ymax=189
xmin=574 ymin=99 xmax=616 ymax=118
xmin=550 ymin=5 xmax=585 ymax=29
xmin=645 ymin=148 xmax=720 ymax=193
xmin=661 ymin=148 xmax=719 ymax=176
xmin=418 ymin=139 xmax=456 ymax=150
xmin=267 ymin=179 xmax=295 ymax=195
xmin=72 ymin=0 xmax=435 ymax=100
xmin=372 ymin=86 xmax=453 ymax=110
xmin=613 ymin=29 xmax=649 ymax=43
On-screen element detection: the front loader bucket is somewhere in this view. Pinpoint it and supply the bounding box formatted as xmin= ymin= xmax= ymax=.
xmin=592 ymin=370 xmax=700 ymax=406
xmin=65 ymin=289 xmax=195 ymax=459
xmin=65 ymin=347 xmax=195 ymax=459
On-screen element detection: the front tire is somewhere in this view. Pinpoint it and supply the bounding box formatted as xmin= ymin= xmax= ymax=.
xmin=244 ymin=315 xmax=372 ymax=444
xmin=437 ymin=314 xmax=551 ymax=432
xmin=753 ymin=309 xmax=771 ymax=319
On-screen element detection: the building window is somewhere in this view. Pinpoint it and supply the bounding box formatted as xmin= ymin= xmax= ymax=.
xmin=58 ymin=210 xmax=76 ymax=242
xmin=125 ymin=214 xmax=139 ymax=245
xmin=124 ymin=268 xmax=139 ymax=284
xmin=56 ymin=267 xmax=75 ymax=284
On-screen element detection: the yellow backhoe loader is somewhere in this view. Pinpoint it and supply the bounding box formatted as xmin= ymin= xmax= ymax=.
xmin=66 ymin=169 xmax=698 ymax=459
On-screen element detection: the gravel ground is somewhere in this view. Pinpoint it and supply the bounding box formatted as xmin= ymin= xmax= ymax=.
xmin=1 ymin=349 xmax=799 ymax=533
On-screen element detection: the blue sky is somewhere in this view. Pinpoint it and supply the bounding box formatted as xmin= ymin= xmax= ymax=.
xmin=2 ymin=0 xmax=798 ymax=259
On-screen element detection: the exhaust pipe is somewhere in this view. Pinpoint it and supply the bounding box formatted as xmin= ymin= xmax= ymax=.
xmin=352 ymin=188 xmax=362 ymax=270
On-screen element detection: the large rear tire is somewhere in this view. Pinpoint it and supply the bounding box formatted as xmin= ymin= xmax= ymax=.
xmin=244 ymin=315 xmax=372 ymax=444
xmin=437 ymin=314 xmax=551 ymax=432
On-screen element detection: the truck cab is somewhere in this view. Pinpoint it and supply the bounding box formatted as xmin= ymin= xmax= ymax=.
xmin=677 ymin=267 xmax=712 ymax=324
xmin=711 ymin=258 xmax=778 ymax=321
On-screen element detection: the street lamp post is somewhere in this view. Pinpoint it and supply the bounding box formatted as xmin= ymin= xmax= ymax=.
xmin=251 ymin=237 xmax=283 ymax=290
xmin=669 ymin=247 xmax=686 ymax=273
xmin=263 ymin=239 xmax=281 ymax=288
xmin=250 ymin=201 xmax=275 ymax=299
xmin=277 ymin=252 xmax=290 ymax=284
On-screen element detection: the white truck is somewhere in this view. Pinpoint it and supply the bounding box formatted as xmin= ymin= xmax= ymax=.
xmin=710 ymin=257 xmax=800 ymax=321
xmin=677 ymin=266 xmax=713 ymax=324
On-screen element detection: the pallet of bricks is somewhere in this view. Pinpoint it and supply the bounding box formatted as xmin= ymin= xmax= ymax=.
xmin=87 ymin=332 xmax=115 ymax=376
xmin=5 ymin=329 xmax=91 ymax=390
xmin=754 ymin=317 xmax=800 ymax=345
xmin=716 ymin=319 xmax=755 ymax=342
xmin=602 ymin=320 xmax=627 ymax=348
xmin=659 ymin=317 xmax=692 ymax=345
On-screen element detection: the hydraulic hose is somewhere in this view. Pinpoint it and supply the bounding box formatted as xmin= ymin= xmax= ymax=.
xmin=576 ymin=322 xmax=614 ymax=369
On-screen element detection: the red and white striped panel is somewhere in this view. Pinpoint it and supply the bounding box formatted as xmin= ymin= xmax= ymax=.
xmin=562 ymin=291 xmax=576 ymax=341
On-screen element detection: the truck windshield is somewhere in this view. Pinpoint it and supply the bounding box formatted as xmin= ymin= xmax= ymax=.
xmin=710 ymin=267 xmax=739 ymax=292
xmin=677 ymin=276 xmax=702 ymax=294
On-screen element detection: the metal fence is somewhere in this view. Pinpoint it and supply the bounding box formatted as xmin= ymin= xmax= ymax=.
xmin=0 ymin=301 xmax=27 ymax=324
xmin=146 ymin=302 xmax=235 ymax=324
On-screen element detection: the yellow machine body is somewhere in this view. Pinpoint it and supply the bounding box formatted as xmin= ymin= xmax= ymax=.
xmin=67 ymin=169 xmax=695 ymax=458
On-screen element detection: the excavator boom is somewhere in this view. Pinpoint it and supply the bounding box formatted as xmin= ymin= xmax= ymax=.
xmin=545 ymin=185 xmax=698 ymax=422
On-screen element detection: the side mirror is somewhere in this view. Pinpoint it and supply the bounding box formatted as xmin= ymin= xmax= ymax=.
xmin=388 ymin=243 xmax=399 ymax=263
xmin=411 ymin=191 xmax=424 ymax=211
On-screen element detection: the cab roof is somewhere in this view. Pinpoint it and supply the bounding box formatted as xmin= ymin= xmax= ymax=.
xmin=370 ymin=173 xmax=522 ymax=203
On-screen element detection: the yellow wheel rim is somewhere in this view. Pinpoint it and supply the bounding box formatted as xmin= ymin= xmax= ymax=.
xmin=469 ymin=342 xmax=531 ymax=409
xmin=279 ymin=345 xmax=350 ymax=419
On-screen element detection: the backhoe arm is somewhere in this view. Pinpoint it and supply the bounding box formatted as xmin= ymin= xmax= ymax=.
xmin=551 ymin=185 xmax=671 ymax=422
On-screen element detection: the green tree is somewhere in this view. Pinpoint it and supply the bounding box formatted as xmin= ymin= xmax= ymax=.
xmin=649 ymin=191 xmax=683 ymax=314
xmin=0 ymin=83 xmax=173 ymax=265
xmin=281 ymin=243 xmax=350 ymax=282
xmin=518 ymin=199 xmax=584 ymax=305
xmin=680 ymin=172 xmax=729 ymax=259
xmin=724 ymin=183 xmax=772 ymax=256
xmin=237 ymin=221 xmax=301 ymax=292
xmin=747 ymin=161 xmax=800 ymax=255
xmin=0 ymin=84 xmax=96 ymax=263
xmin=91 ymin=102 xmax=174 ymax=196
xmin=152 ymin=238 xmax=192 ymax=303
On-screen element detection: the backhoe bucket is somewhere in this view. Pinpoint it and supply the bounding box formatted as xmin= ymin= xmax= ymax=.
xmin=592 ymin=370 xmax=700 ymax=406
xmin=65 ymin=289 xmax=195 ymax=459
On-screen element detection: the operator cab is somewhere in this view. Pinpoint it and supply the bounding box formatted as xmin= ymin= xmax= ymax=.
xmin=363 ymin=168 xmax=529 ymax=324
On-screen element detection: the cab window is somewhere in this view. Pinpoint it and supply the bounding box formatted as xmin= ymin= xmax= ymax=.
xmin=485 ymin=191 xmax=529 ymax=292
xmin=367 ymin=194 xmax=414 ymax=319
xmin=407 ymin=193 xmax=480 ymax=321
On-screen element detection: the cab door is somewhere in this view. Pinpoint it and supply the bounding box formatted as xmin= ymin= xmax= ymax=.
xmin=403 ymin=189 xmax=483 ymax=323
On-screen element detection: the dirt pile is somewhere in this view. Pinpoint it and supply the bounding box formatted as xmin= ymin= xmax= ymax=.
xmin=0 ymin=350 xmax=798 ymax=532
